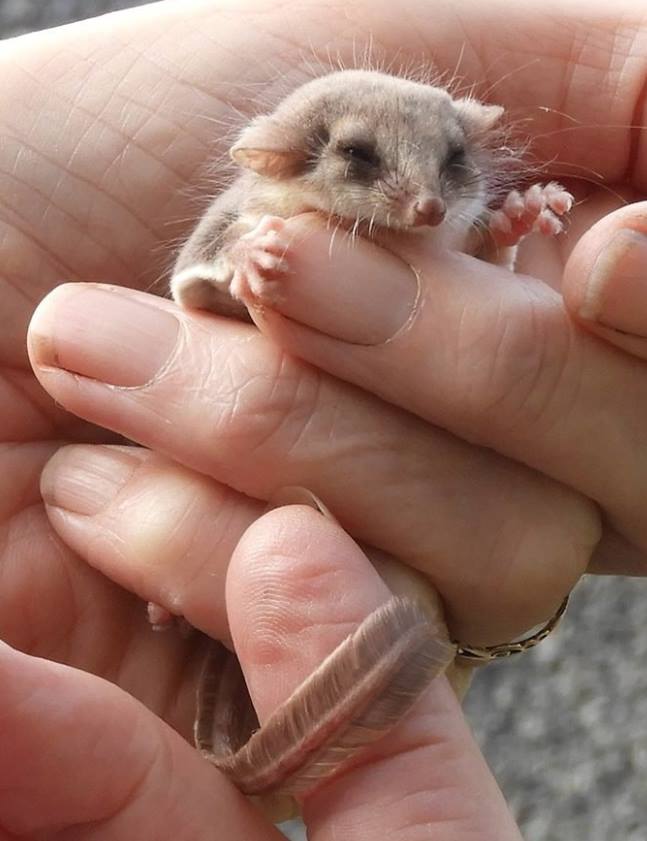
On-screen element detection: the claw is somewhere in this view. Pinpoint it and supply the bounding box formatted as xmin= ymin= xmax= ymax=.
xmin=490 ymin=209 xmax=513 ymax=234
xmin=536 ymin=209 xmax=563 ymax=237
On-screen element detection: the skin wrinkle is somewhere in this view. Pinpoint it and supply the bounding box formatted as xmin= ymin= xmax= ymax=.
xmin=193 ymin=14 xmax=318 ymax=108
xmin=18 ymin=63 xmax=115 ymax=179
xmin=238 ymin=530 xmax=370 ymax=666
xmin=491 ymin=295 xmax=562 ymax=435
xmin=305 ymin=721 xmax=472 ymax=831
xmin=51 ymin=736 xmax=166 ymax=840
xmin=0 ymin=184 xmax=83 ymax=281
xmin=36 ymin=144 xmax=126 ymax=264
xmin=493 ymin=11 xmax=647 ymax=178
xmin=453 ymin=278 xmax=569 ymax=441
xmin=216 ymin=365 xmax=296 ymax=461
xmin=84 ymin=523 xmax=137 ymax=595
xmin=329 ymin=772 xmax=464 ymax=832
xmin=524 ymin=307 xmax=582 ymax=438
xmin=60 ymin=534 xmax=117 ymax=650
xmin=285 ymin=372 xmax=407 ymax=466
xmin=0 ymin=375 xmax=58 ymax=442
xmin=570 ymin=21 xmax=647 ymax=181
xmin=84 ymin=582 xmax=138 ymax=689
xmin=356 ymin=718 xmax=458 ymax=772
xmin=297 ymin=377 xmax=344 ymax=453
xmin=0 ymin=445 xmax=53 ymax=523
xmin=22 ymin=32 xmax=109 ymax=89
xmin=626 ymin=32 xmax=647 ymax=185
xmin=457 ymin=287 xmax=540 ymax=427
xmin=3 ymin=61 xmax=194 ymax=287
xmin=26 ymin=515 xmax=83 ymax=662
xmin=524 ymin=295 xmax=574 ymax=430
xmin=560 ymin=31 xmax=628 ymax=170
xmin=610 ymin=24 xmax=642 ymax=87
xmin=59 ymin=28 xmax=223 ymax=168
xmin=248 ymin=604 xmax=356 ymax=675
xmin=285 ymin=375 xmax=371 ymax=466
xmin=386 ymin=800 xmax=470 ymax=840
xmin=0 ymin=138 xmax=133 ymax=280
xmin=94 ymin=99 xmax=190 ymax=201
xmin=177 ymin=541 xmax=228 ymax=617
xmin=216 ymin=347 xmax=321 ymax=467
xmin=381 ymin=782 xmax=465 ymax=823
xmin=0 ymin=257 xmax=37 ymax=312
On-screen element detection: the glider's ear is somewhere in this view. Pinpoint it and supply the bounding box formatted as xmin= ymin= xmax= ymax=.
xmin=230 ymin=115 xmax=309 ymax=178
xmin=454 ymin=98 xmax=505 ymax=136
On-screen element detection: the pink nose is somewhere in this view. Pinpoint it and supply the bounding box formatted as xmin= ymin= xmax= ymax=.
xmin=412 ymin=195 xmax=446 ymax=227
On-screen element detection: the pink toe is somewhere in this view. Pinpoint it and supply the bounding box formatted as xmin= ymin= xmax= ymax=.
xmin=537 ymin=210 xmax=562 ymax=236
xmin=257 ymin=215 xmax=285 ymax=236
xmin=147 ymin=601 xmax=173 ymax=628
xmin=255 ymin=252 xmax=274 ymax=270
xmin=503 ymin=190 xmax=524 ymax=218
xmin=525 ymin=185 xmax=545 ymax=215
xmin=229 ymin=271 xmax=246 ymax=300
xmin=490 ymin=210 xmax=512 ymax=234
xmin=548 ymin=191 xmax=574 ymax=215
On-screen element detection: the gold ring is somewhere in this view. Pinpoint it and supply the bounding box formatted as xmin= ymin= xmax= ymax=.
xmin=454 ymin=595 xmax=569 ymax=664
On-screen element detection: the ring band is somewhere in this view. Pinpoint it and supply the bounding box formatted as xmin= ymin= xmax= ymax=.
xmin=454 ymin=595 xmax=569 ymax=663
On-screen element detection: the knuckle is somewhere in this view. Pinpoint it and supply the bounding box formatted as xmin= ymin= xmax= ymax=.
xmin=198 ymin=338 xmax=325 ymax=465
xmin=462 ymin=288 xmax=577 ymax=440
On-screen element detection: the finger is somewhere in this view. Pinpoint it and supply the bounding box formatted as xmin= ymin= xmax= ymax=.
xmin=40 ymin=444 xmax=263 ymax=643
xmin=0 ymin=640 xmax=280 ymax=841
xmin=29 ymin=293 xmax=598 ymax=646
xmin=237 ymin=215 xmax=646 ymax=557
xmin=225 ymin=505 xmax=523 ymax=841
xmin=563 ymin=203 xmax=647 ymax=360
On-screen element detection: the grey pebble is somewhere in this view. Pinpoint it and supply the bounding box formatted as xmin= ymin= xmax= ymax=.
xmin=3 ymin=3 xmax=645 ymax=839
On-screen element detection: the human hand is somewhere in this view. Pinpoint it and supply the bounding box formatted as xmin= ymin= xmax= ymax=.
xmin=3 ymin=0 xmax=647 ymax=728
xmin=0 ymin=501 xmax=525 ymax=841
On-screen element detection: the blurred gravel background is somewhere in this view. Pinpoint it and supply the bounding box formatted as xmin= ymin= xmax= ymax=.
xmin=0 ymin=0 xmax=154 ymax=35
xmin=4 ymin=2 xmax=646 ymax=839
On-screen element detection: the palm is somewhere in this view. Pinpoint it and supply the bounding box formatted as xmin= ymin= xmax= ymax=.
xmin=0 ymin=0 xmax=644 ymax=731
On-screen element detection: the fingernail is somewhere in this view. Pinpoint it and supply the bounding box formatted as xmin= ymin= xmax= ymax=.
xmin=580 ymin=229 xmax=647 ymax=335
xmin=41 ymin=445 xmax=146 ymax=515
xmin=265 ymin=486 xmax=338 ymax=521
xmin=264 ymin=220 xmax=419 ymax=344
xmin=29 ymin=284 xmax=179 ymax=386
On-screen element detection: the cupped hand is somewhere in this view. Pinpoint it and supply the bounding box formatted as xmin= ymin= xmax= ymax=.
xmin=3 ymin=0 xmax=647 ymax=718
xmin=0 ymin=503 xmax=523 ymax=841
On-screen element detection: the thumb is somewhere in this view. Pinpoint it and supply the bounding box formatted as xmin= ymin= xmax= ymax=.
xmin=225 ymin=503 xmax=524 ymax=841
xmin=0 ymin=639 xmax=277 ymax=840
xmin=563 ymin=202 xmax=647 ymax=360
